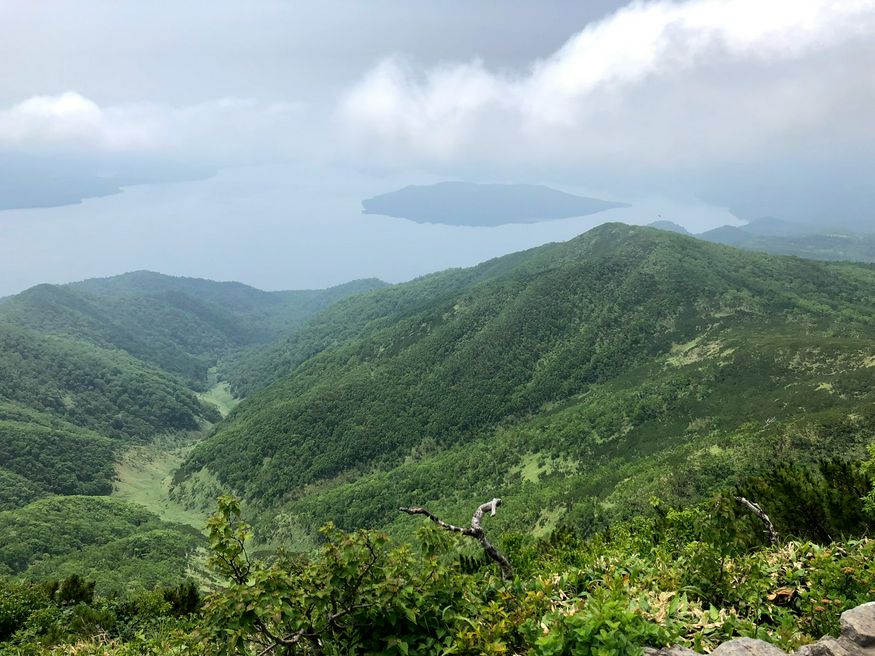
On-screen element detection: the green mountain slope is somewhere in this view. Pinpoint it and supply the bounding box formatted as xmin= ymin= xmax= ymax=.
xmin=0 ymin=323 xmax=214 ymax=438
xmin=0 ymin=322 xmax=220 ymax=508
xmin=0 ymin=496 xmax=202 ymax=592
xmin=0 ymin=273 xmax=387 ymax=386
xmin=178 ymin=224 xmax=875 ymax=543
xmin=221 ymin=241 xmax=577 ymax=396
xmin=72 ymin=271 xmax=388 ymax=342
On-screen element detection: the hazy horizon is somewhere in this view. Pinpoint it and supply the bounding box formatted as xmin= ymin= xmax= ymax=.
xmin=0 ymin=164 xmax=744 ymax=297
xmin=2 ymin=0 xmax=874 ymax=296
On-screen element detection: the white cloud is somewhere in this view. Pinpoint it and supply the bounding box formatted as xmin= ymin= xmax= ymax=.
xmin=0 ymin=92 xmax=156 ymax=152
xmin=338 ymin=0 xmax=875 ymax=169
xmin=0 ymin=92 xmax=307 ymax=163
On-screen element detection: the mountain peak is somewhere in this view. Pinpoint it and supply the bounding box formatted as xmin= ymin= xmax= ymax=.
xmin=647 ymin=220 xmax=691 ymax=235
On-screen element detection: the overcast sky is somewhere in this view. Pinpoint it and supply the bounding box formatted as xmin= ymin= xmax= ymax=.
xmin=1 ymin=0 xmax=873 ymax=295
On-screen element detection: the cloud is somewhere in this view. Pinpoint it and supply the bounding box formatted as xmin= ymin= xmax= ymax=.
xmin=0 ymin=92 xmax=307 ymax=164
xmin=338 ymin=0 xmax=875 ymax=170
xmin=3 ymin=1 xmax=874 ymax=225
xmin=0 ymin=92 xmax=310 ymax=211
xmin=0 ymin=92 xmax=154 ymax=152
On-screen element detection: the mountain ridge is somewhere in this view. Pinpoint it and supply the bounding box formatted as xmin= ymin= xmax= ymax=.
xmin=180 ymin=224 xmax=875 ymax=544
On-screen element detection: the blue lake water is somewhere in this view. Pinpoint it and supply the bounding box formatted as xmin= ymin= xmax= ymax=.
xmin=0 ymin=164 xmax=740 ymax=296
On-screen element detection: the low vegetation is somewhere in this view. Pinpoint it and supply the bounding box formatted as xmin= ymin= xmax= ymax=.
xmin=3 ymin=456 xmax=875 ymax=654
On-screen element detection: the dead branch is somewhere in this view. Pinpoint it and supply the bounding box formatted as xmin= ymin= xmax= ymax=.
xmin=400 ymin=497 xmax=514 ymax=580
xmin=734 ymin=496 xmax=779 ymax=545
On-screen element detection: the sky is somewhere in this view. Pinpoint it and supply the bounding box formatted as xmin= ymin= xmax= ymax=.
xmin=1 ymin=0 xmax=873 ymax=296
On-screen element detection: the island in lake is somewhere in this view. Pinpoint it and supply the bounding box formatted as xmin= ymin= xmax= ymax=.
xmin=362 ymin=181 xmax=629 ymax=227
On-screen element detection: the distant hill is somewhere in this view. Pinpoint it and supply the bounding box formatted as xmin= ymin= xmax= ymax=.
xmin=0 ymin=273 xmax=387 ymax=386
xmin=698 ymin=225 xmax=875 ymax=263
xmin=698 ymin=225 xmax=751 ymax=246
xmin=738 ymin=217 xmax=817 ymax=237
xmin=647 ymin=220 xmax=690 ymax=234
xmin=362 ymin=181 xmax=628 ymax=226
xmin=181 ymin=224 xmax=875 ymax=545
xmin=0 ymin=153 xmax=212 ymax=211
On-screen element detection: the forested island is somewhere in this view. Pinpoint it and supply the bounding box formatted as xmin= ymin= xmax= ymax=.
xmin=362 ymin=182 xmax=628 ymax=226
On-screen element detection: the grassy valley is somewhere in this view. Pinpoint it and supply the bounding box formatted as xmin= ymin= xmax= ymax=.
xmin=0 ymin=272 xmax=385 ymax=598
xmin=112 ymin=434 xmax=212 ymax=530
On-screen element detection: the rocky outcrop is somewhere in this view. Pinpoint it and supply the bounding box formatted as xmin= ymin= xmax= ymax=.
xmin=712 ymin=637 xmax=789 ymax=656
xmin=646 ymin=602 xmax=875 ymax=656
xmin=841 ymin=603 xmax=875 ymax=649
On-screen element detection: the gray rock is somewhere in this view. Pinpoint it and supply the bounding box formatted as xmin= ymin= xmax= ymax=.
xmin=646 ymin=602 xmax=875 ymax=656
xmin=793 ymin=643 xmax=830 ymax=656
xmin=711 ymin=637 xmax=788 ymax=656
xmin=662 ymin=648 xmax=699 ymax=656
xmin=645 ymin=647 xmax=698 ymax=656
xmin=842 ymin=603 xmax=875 ymax=648
xmin=793 ymin=637 xmax=861 ymax=656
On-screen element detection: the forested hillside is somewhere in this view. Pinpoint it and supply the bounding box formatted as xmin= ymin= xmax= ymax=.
xmin=0 ymin=323 xmax=216 ymax=504
xmin=180 ymin=224 xmax=875 ymax=546
xmin=0 ymin=272 xmax=385 ymax=593
xmin=0 ymin=496 xmax=202 ymax=591
xmin=0 ymin=272 xmax=386 ymax=386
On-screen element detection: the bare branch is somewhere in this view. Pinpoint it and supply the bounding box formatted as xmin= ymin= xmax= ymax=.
xmin=400 ymin=497 xmax=514 ymax=580
xmin=735 ymin=496 xmax=779 ymax=545
xmin=399 ymin=506 xmax=471 ymax=535
xmin=471 ymin=498 xmax=501 ymax=531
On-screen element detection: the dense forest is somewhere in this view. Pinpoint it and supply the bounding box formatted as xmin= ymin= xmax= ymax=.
xmin=181 ymin=224 xmax=875 ymax=545
xmin=0 ymin=273 xmax=386 ymax=386
xmin=2 ymin=225 xmax=875 ymax=654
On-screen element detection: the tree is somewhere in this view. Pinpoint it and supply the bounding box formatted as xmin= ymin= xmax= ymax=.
xmin=399 ymin=497 xmax=514 ymax=580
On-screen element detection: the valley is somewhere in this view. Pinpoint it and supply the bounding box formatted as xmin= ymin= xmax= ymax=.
xmin=1 ymin=224 xmax=874 ymax=654
xmin=0 ymin=273 xmax=385 ymax=591
xmin=112 ymin=433 xmax=210 ymax=531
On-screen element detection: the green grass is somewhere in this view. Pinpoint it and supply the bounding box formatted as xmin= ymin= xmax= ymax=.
xmin=197 ymin=381 xmax=239 ymax=418
xmin=511 ymin=453 xmax=578 ymax=484
xmin=112 ymin=434 xmax=210 ymax=531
